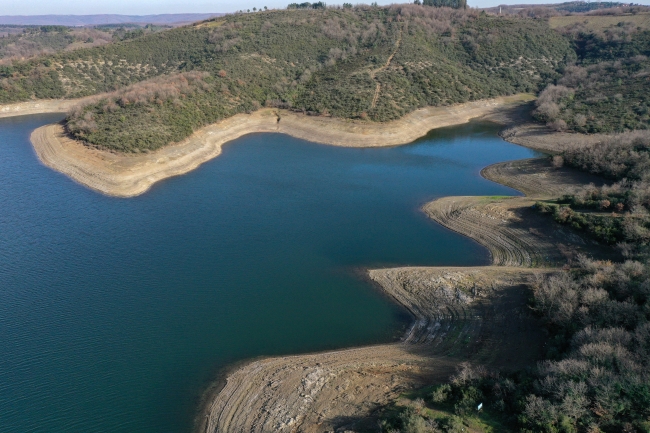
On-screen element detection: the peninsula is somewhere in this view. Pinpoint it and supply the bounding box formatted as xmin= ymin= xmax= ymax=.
xmin=26 ymin=94 xmax=530 ymax=196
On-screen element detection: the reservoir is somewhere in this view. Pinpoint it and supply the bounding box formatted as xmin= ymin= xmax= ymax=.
xmin=0 ymin=114 xmax=540 ymax=433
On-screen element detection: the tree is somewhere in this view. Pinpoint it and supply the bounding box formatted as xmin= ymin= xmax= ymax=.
xmin=423 ymin=0 xmax=467 ymax=9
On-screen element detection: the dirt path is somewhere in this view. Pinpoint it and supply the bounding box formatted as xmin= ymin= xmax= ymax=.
xmin=0 ymin=97 xmax=92 ymax=119
xmin=370 ymin=26 xmax=403 ymax=109
xmin=27 ymin=94 xmax=531 ymax=197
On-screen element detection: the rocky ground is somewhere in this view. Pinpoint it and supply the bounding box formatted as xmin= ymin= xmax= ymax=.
xmin=201 ymin=267 xmax=550 ymax=433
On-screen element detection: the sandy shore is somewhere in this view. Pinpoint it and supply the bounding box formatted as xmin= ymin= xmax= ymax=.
xmin=423 ymin=158 xmax=610 ymax=268
xmin=0 ymin=98 xmax=92 ymax=119
xmin=27 ymin=94 xmax=532 ymax=197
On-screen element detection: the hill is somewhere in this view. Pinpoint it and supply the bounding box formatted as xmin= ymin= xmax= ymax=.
xmin=0 ymin=14 xmax=224 ymax=27
xmin=0 ymin=24 xmax=173 ymax=63
xmin=534 ymin=12 xmax=650 ymax=132
xmin=0 ymin=5 xmax=574 ymax=152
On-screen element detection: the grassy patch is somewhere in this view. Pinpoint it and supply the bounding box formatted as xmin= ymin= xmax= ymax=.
xmin=378 ymin=394 xmax=514 ymax=433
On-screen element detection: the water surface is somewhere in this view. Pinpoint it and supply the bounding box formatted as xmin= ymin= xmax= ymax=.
xmin=0 ymin=115 xmax=539 ymax=433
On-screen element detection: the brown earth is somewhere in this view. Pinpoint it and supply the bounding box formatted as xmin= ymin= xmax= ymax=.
xmin=423 ymin=158 xmax=611 ymax=268
xmin=201 ymin=266 xmax=551 ymax=433
xmin=481 ymin=158 xmax=608 ymax=198
xmin=483 ymin=99 xmax=610 ymax=154
xmin=0 ymin=98 xmax=92 ymax=119
xmin=500 ymin=123 xmax=606 ymax=154
xmin=26 ymin=94 xmax=532 ymax=197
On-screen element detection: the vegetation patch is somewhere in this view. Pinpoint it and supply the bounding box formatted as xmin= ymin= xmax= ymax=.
xmin=1 ymin=6 xmax=574 ymax=152
xmin=381 ymin=258 xmax=650 ymax=433
xmin=535 ymin=15 xmax=650 ymax=133
xmin=536 ymin=131 xmax=650 ymax=251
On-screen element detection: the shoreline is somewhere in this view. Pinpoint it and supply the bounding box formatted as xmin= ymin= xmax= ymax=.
xmin=0 ymin=98 xmax=93 ymax=119
xmin=198 ymin=114 xmax=612 ymax=432
xmin=3 ymin=95 xmax=609 ymax=432
xmin=201 ymin=266 xmax=553 ymax=433
xmin=26 ymin=94 xmax=533 ymax=197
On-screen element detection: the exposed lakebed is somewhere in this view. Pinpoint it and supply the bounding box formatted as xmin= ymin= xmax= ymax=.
xmin=0 ymin=114 xmax=539 ymax=433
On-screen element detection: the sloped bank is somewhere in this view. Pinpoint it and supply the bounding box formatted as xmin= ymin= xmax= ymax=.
xmin=202 ymin=266 xmax=551 ymax=433
xmin=27 ymin=94 xmax=531 ymax=197
xmin=0 ymin=98 xmax=92 ymax=119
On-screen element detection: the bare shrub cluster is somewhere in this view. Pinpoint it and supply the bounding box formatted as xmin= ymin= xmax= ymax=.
xmin=389 ymin=4 xmax=475 ymax=36
xmin=524 ymin=259 xmax=650 ymax=433
xmin=401 ymin=260 xmax=650 ymax=432
xmin=534 ymin=84 xmax=574 ymax=130
xmin=67 ymin=71 xmax=211 ymax=137
xmin=0 ymin=27 xmax=115 ymax=63
xmin=564 ymin=130 xmax=650 ymax=182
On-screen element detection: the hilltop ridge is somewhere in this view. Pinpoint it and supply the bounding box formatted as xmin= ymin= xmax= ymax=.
xmin=0 ymin=5 xmax=574 ymax=152
xmin=0 ymin=14 xmax=224 ymax=26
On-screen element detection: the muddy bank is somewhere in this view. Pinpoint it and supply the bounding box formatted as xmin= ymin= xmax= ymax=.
xmin=28 ymin=94 xmax=531 ymax=197
xmin=423 ymin=158 xmax=609 ymax=268
xmin=501 ymin=122 xmax=606 ymax=154
xmin=202 ymin=266 xmax=549 ymax=433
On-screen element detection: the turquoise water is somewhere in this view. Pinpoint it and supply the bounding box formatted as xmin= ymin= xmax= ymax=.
xmin=0 ymin=114 xmax=539 ymax=433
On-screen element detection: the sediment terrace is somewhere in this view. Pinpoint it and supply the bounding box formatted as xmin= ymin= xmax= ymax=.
xmin=25 ymin=94 xmax=531 ymax=197
xmin=203 ymin=266 xmax=550 ymax=433
xmin=201 ymin=121 xmax=613 ymax=432
xmin=0 ymin=98 xmax=91 ymax=119
xmin=423 ymin=158 xmax=609 ymax=268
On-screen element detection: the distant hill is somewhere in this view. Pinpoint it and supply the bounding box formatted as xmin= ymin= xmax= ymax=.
xmin=482 ymin=1 xmax=633 ymax=14
xmin=0 ymin=14 xmax=224 ymax=27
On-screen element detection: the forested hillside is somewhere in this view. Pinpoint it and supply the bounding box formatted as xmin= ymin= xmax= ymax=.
xmin=0 ymin=5 xmax=574 ymax=152
xmin=0 ymin=24 xmax=170 ymax=64
xmin=535 ymin=13 xmax=650 ymax=133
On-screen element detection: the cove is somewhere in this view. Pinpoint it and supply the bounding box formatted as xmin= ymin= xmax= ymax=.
xmin=0 ymin=114 xmax=540 ymax=433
